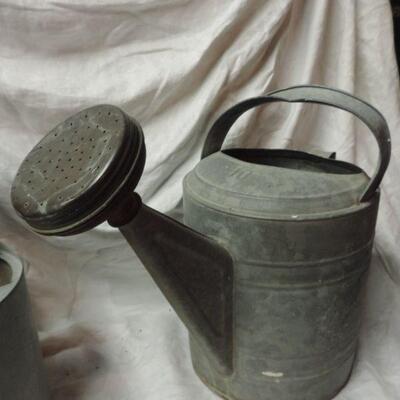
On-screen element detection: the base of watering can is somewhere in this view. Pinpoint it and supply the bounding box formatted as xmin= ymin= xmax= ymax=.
xmin=190 ymin=339 xmax=356 ymax=400
xmin=197 ymin=374 xmax=352 ymax=400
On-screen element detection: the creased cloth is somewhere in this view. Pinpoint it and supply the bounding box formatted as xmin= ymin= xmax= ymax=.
xmin=0 ymin=0 xmax=399 ymax=399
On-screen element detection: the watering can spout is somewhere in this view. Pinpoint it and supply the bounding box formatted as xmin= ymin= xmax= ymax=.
xmin=9 ymin=103 xmax=234 ymax=375
xmin=10 ymin=88 xmax=392 ymax=400
xmin=108 ymin=192 xmax=234 ymax=374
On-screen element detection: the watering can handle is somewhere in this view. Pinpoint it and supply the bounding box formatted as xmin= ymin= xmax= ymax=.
xmin=201 ymin=85 xmax=391 ymax=203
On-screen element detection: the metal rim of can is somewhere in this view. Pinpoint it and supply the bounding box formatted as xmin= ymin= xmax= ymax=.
xmin=0 ymin=244 xmax=24 ymax=304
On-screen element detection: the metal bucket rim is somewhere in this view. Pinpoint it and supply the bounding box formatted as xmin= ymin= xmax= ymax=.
xmin=0 ymin=244 xmax=24 ymax=304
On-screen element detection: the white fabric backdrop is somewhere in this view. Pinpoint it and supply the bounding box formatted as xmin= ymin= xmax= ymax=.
xmin=0 ymin=0 xmax=399 ymax=399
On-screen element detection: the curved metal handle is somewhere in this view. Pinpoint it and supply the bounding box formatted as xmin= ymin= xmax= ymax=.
xmin=201 ymin=85 xmax=391 ymax=202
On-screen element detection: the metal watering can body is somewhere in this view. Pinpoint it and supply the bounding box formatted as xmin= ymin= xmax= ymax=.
xmin=10 ymin=86 xmax=391 ymax=400
xmin=184 ymin=168 xmax=378 ymax=400
xmin=179 ymin=86 xmax=390 ymax=400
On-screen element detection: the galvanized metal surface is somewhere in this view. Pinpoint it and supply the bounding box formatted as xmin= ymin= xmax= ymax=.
xmin=11 ymin=104 xmax=145 ymax=236
xmin=184 ymin=179 xmax=378 ymax=400
xmin=182 ymin=85 xmax=390 ymax=400
xmin=10 ymin=104 xmax=235 ymax=375
xmin=187 ymin=148 xmax=370 ymax=218
xmin=10 ymin=85 xmax=391 ymax=400
xmin=119 ymin=203 xmax=234 ymax=374
xmin=202 ymin=85 xmax=391 ymax=203
xmin=0 ymin=245 xmax=49 ymax=400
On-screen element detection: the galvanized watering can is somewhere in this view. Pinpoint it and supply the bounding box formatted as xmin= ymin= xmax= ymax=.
xmin=11 ymin=85 xmax=391 ymax=400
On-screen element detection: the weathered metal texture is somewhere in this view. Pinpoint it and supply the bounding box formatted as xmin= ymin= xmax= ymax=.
xmin=0 ymin=245 xmax=49 ymax=400
xmin=11 ymin=105 xmax=145 ymax=236
xmin=184 ymin=165 xmax=379 ymax=400
xmin=202 ymin=85 xmax=391 ymax=203
xmin=10 ymin=104 xmax=234 ymax=375
xmin=10 ymin=85 xmax=391 ymax=400
xmin=178 ymin=85 xmax=391 ymax=400
xmin=118 ymin=203 xmax=234 ymax=374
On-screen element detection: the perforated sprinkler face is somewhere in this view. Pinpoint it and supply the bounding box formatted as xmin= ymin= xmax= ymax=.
xmin=11 ymin=105 xmax=145 ymax=235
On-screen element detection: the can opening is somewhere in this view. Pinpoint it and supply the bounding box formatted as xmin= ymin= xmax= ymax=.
xmin=223 ymin=148 xmax=363 ymax=175
xmin=0 ymin=260 xmax=12 ymax=286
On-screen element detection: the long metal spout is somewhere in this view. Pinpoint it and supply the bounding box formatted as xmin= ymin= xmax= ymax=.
xmin=108 ymin=193 xmax=234 ymax=374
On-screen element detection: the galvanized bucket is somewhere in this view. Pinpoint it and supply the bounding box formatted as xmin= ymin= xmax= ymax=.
xmin=0 ymin=244 xmax=49 ymax=400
